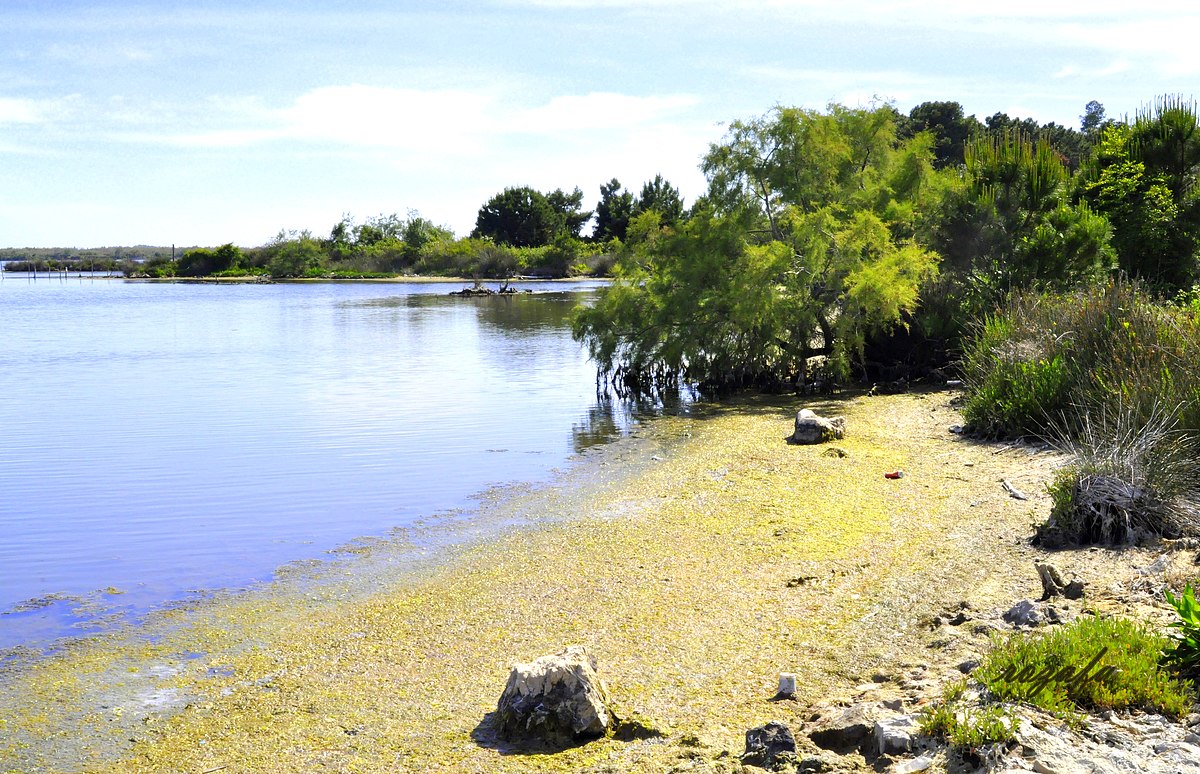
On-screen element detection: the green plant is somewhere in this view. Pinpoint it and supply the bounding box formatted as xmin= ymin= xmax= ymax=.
xmin=963 ymin=279 xmax=1200 ymax=440
xmin=919 ymin=680 xmax=1017 ymax=756
xmin=977 ymin=615 xmax=1193 ymax=718
xmin=1164 ymin=584 xmax=1200 ymax=676
xmin=1040 ymin=401 xmax=1200 ymax=545
xmin=963 ymin=280 xmax=1200 ymax=543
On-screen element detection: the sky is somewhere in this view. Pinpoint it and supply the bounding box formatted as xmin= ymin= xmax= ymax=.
xmin=1 ymin=1 xmax=1198 ymax=249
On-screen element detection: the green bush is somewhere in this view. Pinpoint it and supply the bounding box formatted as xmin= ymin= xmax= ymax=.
xmin=963 ymin=280 xmax=1200 ymax=543
xmin=924 ymin=614 xmax=1194 ymax=765
xmin=976 ymin=614 xmax=1193 ymax=718
xmin=1040 ymin=402 xmax=1200 ymax=545
xmin=963 ymin=279 xmax=1200 ymax=438
xmin=919 ymin=681 xmax=1017 ymax=756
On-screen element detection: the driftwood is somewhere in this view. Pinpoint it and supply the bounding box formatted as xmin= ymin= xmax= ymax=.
xmin=1001 ymin=479 xmax=1028 ymax=500
xmin=1036 ymin=563 xmax=1085 ymax=601
xmin=449 ymin=285 xmax=529 ymax=297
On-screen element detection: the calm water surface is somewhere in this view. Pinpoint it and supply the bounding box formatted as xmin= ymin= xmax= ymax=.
xmin=0 ymin=276 xmax=637 ymax=650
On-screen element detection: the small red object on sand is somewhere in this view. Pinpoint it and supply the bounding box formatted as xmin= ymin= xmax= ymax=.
xmin=884 ymin=470 xmax=904 ymax=479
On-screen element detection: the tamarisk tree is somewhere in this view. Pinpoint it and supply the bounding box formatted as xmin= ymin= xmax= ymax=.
xmin=572 ymin=103 xmax=941 ymax=391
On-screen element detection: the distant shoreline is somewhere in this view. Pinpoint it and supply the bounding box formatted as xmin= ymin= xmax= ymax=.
xmin=125 ymin=275 xmax=603 ymax=284
xmin=4 ymin=272 xmax=607 ymax=285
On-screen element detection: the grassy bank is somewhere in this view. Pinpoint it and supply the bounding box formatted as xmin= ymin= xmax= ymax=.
xmin=1 ymin=392 xmax=1062 ymax=773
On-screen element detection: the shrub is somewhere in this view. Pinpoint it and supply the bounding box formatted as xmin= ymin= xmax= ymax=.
xmin=976 ymin=615 xmax=1193 ymax=719
xmin=962 ymin=279 xmax=1200 ymax=438
xmin=919 ymin=681 xmax=1017 ymax=758
xmin=1040 ymin=403 xmax=1200 ymax=545
xmin=962 ymin=280 xmax=1200 ymax=543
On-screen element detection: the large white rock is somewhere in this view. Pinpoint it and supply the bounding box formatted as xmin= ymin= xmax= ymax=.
xmin=495 ymin=645 xmax=612 ymax=744
xmin=790 ymin=408 xmax=847 ymax=445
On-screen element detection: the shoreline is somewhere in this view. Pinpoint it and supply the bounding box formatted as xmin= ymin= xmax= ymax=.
xmin=0 ymin=406 xmax=680 ymax=771
xmin=0 ymin=391 xmax=1186 ymax=772
xmin=2 ymin=272 xmax=608 ymax=285
xmin=119 ymin=275 xmax=608 ymax=284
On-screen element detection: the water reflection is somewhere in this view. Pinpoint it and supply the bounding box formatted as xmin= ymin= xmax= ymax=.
xmin=0 ymin=279 xmax=678 ymax=650
xmin=570 ymin=390 xmax=694 ymax=452
xmin=471 ymin=291 xmax=592 ymax=336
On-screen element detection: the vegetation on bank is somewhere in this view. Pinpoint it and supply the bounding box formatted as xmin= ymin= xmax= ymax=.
xmin=571 ymin=96 xmax=1200 ymax=396
xmin=1 ymin=176 xmax=688 ymax=281
xmin=922 ymin=614 xmax=1195 ymax=760
xmin=12 ymin=94 xmax=1200 ymax=551
xmin=960 ymin=281 xmax=1200 ymax=545
xmin=561 ymin=94 xmax=1200 ymax=555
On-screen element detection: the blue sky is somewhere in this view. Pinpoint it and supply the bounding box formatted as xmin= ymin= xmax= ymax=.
xmin=1 ymin=1 xmax=1197 ymax=248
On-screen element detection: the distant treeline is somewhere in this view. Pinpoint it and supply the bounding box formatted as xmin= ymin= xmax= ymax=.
xmin=0 ymin=100 xmax=1116 ymax=282
xmin=0 ymin=245 xmax=182 ymax=274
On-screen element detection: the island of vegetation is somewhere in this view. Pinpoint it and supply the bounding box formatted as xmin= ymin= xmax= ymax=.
xmin=5 ymin=95 xmax=1200 ymax=772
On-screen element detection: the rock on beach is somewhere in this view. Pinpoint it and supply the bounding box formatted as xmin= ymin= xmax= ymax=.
xmin=495 ymin=645 xmax=612 ymax=745
xmin=789 ymin=408 xmax=847 ymax=445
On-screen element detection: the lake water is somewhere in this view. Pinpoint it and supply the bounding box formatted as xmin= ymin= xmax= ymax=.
xmin=0 ymin=276 xmax=639 ymax=651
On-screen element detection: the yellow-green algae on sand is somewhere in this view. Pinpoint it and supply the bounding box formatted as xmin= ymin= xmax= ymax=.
xmin=1 ymin=392 xmax=1055 ymax=773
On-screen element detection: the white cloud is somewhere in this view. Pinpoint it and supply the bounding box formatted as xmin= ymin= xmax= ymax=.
xmin=42 ymin=42 xmax=153 ymax=66
xmin=0 ymin=97 xmax=46 ymax=124
xmin=282 ymin=84 xmax=494 ymax=152
xmin=506 ymin=0 xmax=1196 ymax=21
xmin=510 ymin=92 xmax=699 ymax=133
xmin=0 ymin=95 xmax=78 ymax=125
xmin=1099 ymin=59 xmax=1133 ymax=77
xmin=515 ymin=1 xmax=1200 ymax=77
xmin=125 ymin=85 xmax=706 ymax=160
xmin=1054 ymin=59 xmax=1131 ymax=80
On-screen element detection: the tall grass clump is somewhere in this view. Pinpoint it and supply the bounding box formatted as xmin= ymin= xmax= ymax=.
xmin=962 ymin=279 xmax=1200 ymax=544
xmin=1041 ymin=402 xmax=1200 ymax=545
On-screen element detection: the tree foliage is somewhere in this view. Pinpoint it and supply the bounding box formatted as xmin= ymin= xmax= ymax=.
xmin=594 ymin=178 xmax=635 ymax=242
xmin=932 ymin=129 xmax=1112 ymax=307
xmin=1082 ymin=96 xmax=1200 ymax=290
xmin=472 ymin=186 xmax=563 ymax=247
xmin=177 ymin=243 xmax=243 ymax=276
xmin=901 ymin=100 xmax=980 ymax=168
xmin=634 ymin=174 xmax=685 ymax=226
xmin=545 ymin=187 xmax=593 ymax=238
xmin=573 ymin=104 xmax=941 ymax=390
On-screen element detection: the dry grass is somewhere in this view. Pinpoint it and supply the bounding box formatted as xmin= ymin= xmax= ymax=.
xmin=1 ymin=392 xmax=1067 ymax=773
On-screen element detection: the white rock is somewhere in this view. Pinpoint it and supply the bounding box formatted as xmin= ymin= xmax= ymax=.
xmin=495 ymin=645 xmax=611 ymax=743
xmin=790 ymin=409 xmax=847 ymax=445
xmin=1003 ymin=599 xmax=1044 ymax=627
xmin=892 ymin=751 xmax=935 ymax=773
xmin=875 ymin=714 xmax=918 ymax=755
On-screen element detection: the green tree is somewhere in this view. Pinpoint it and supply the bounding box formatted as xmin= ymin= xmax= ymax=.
xmin=402 ymin=213 xmax=454 ymax=253
xmin=903 ymin=100 xmax=980 ymax=168
xmin=634 ymin=174 xmax=685 ymax=226
xmin=265 ymin=230 xmax=322 ymax=277
xmin=573 ymin=104 xmax=941 ymax=390
xmin=177 ymin=243 xmax=243 ymax=276
xmin=1081 ymin=96 xmax=1200 ymax=290
xmin=545 ymin=187 xmax=593 ymax=238
xmin=1081 ymin=100 xmax=1108 ymax=135
xmin=984 ymin=112 xmax=1089 ymax=171
xmin=472 ymin=186 xmax=562 ymax=247
xmin=932 ymin=130 xmax=1112 ymax=301
xmin=594 ymin=178 xmax=635 ymax=242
